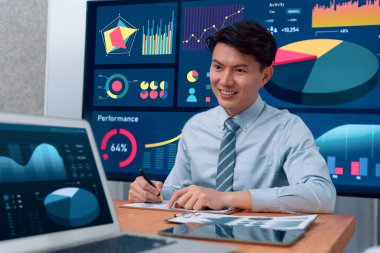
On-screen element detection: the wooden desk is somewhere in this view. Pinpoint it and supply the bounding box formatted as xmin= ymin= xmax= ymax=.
xmin=114 ymin=200 xmax=355 ymax=253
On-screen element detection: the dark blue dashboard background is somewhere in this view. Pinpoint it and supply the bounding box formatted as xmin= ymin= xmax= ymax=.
xmin=83 ymin=0 xmax=380 ymax=197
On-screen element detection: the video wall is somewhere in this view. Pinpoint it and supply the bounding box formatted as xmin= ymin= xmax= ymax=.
xmin=82 ymin=0 xmax=380 ymax=197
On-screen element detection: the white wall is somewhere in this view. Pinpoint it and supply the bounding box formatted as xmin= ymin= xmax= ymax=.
xmin=0 ymin=1 xmax=378 ymax=252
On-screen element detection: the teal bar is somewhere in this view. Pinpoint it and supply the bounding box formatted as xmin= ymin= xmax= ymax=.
xmin=327 ymin=156 xmax=335 ymax=174
xmin=359 ymin=157 xmax=368 ymax=176
xmin=150 ymin=22 xmax=152 ymax=55
xmin=376 ymin=164 xmax=380 ymax=177
xmin=141 ymin=14 xmax=174 ymax=55
xmin=142 ymin=26 xmax=144 ymax=55
xmin=158 ymin=34 xmax=161 ymax=55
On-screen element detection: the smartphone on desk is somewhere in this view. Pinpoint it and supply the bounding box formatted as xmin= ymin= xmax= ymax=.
xmin=159 ymin=223 xmax=305 ymax=246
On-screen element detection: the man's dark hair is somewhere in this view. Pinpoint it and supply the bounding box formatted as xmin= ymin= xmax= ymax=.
xmin=206 ymin=20 xmax=277 ymax=70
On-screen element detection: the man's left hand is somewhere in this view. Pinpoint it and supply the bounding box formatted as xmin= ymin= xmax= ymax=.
xmin=167 ymin=185 xmax=227 ymax=210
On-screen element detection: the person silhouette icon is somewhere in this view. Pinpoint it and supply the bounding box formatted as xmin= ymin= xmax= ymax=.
xmin=186 ymin=88 xmax=197 ymax=102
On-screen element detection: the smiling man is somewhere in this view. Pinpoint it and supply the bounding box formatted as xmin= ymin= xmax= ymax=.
xmin=128 ymin=20 xmax=336 ymax=213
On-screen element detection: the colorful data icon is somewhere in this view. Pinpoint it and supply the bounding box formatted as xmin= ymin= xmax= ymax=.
xmin=150 ymin=81 xmax=159 ymax=90
xmin=140 ymin=81 xmax=149 ymax=90
xmin=160 ymin=81 xmax=169 ymax=89
xmin=160 ymin=90 xmax=168 ymax=99
xmin=187 ymin=70 xmax=199 ymax=82
xmin=150 ymin=90 xmax=158 ymax=99
xmin=140 ymin=90 xmax=149 ymax=99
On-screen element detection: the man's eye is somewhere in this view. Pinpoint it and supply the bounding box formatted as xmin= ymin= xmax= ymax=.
xmin=236 ymin=69 xmax=246 ymax=73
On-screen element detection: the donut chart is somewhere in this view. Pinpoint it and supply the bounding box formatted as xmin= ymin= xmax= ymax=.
xmin=100 ymin=128 xmax=137 ymax=168
xmin=266 ymin=39 xmax=379 ymax=105
xmin=106 ymin=74 xmax=129 ymax=99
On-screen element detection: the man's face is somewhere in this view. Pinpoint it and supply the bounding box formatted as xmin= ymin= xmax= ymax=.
xmin=209 ymin=43 xmax=273 ymax=116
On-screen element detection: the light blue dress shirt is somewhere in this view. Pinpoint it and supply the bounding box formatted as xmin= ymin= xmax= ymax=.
xmin=162 ymin=96 xmax=336 ymax=213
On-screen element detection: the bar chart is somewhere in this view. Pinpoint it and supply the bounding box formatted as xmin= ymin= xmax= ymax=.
xmin=316 ymin=124 xmax=380 ymax=179
xmin=327 ymin=156 xmax=370 ymax=176
xmin=312 ymin=0 xmax=380 ymax=28
xmin=142 ymin=11 xmax=175 ymax=56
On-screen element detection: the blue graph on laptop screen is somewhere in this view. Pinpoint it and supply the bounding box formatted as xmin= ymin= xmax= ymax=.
xmin=82 ymin=0 xmax=380 ymax=197
xmin=0 ymin=123 xmax=113 ymax=242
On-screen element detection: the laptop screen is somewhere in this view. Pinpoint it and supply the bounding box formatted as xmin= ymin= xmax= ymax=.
xmin=0 ymin=122 xmax=113 ymax=242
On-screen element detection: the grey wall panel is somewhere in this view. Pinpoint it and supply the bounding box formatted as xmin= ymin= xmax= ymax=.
xmin=335 ymin=197 xmax=378 ymax=253
xmin=0 ymin=0 xmax=47 ymax=115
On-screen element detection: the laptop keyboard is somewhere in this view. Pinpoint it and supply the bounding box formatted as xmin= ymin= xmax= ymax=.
xmin=49 ymin=234 xmax=176 ymax=253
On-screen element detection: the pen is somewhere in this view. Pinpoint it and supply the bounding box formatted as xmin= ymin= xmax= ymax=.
xmin=139 ymin=169 xmax=163 ymax=201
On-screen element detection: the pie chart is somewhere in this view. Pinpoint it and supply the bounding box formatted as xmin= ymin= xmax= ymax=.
xmin=187 ymin=70 xmax=199 ymax=82
xmin=266 ymin=39 xmax=379 ymax=105
xmin=44 ymin=187 xmax=100 ymax=227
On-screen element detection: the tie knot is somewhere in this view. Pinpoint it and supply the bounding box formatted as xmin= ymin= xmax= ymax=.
xmin=224 ymin=118 xmax=239 ymax=133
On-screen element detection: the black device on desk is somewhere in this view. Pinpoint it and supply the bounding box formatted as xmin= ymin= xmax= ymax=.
xmin=159 ymin=223 xmax=305 ymax=246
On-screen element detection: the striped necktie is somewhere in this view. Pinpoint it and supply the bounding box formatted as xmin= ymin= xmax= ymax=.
xmin=216 ymin=118 xmax=239 ymax=192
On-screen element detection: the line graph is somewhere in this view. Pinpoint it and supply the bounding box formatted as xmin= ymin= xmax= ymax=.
xmin=145 ymin=134 xmax=182 ymax=148
xmin=182 ymin=4 xmax=244 ymax=51
xmin=143 ymin=134 xmax=182 ymax=170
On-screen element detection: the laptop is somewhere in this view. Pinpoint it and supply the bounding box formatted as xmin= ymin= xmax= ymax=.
xmin=0 ymin=112 xmax=235 ymax=253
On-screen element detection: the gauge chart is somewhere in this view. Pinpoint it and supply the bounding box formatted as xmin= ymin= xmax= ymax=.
xmin=267 ymin=39 xmax=379 ymax=105
xmin=101 ymin=128 xmax=137 ymax=168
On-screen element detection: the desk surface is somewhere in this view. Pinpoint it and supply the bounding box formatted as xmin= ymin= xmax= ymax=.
xmin=114 ymin=200 xmax=355 ymax=253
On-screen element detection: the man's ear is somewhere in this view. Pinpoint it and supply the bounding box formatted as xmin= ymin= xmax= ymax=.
xmin=261 ymin=66 xmax=274 ymax=87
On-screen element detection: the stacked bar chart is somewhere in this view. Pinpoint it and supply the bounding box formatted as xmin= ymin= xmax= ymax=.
xmin=142 ymin=11 xmax=175 ymax=55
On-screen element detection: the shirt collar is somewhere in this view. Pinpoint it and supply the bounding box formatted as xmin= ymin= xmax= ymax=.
xmin=218 ymin=95 xmax=265 ymax=131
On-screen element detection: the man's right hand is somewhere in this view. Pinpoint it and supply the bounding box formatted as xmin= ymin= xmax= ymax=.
xmin=128 ymin=176 xmax=163 ymax=203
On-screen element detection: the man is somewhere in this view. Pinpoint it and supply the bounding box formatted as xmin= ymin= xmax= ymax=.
xmin=128 ymin=20 xmax=336 ymax=213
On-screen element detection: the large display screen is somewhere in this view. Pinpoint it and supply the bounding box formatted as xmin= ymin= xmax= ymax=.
xmin=82 ymin=0 xmax=380 ymax=197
